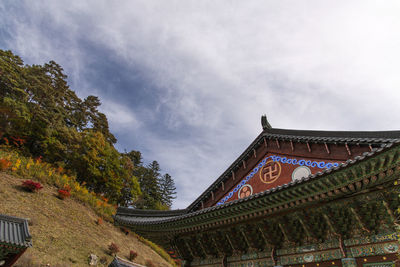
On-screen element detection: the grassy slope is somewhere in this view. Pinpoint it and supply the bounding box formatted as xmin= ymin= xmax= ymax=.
xmin=0 ymin=172 xmax=172 ymax=267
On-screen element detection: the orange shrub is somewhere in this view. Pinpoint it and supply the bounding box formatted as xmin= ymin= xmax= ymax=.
xmin=0 ymin=158 xmax=11 ymax=171
xmin=96 ymin=218 xmax=103 ymax=225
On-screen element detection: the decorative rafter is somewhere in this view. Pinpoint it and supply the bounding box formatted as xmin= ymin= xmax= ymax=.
xmin=306 ymin=142 xmax=312 ymax=152
xmin=345 ymin=143 xmax=351 ymax=155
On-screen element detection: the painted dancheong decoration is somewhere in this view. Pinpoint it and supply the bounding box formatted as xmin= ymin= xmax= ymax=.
xmin=217 ymin=154 xmax=342 ymax=205
xmin=114 ymin=115 xmax=400 ymax=267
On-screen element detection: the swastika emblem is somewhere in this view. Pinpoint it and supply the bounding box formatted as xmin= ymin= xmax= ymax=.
xmin=260 ymin=160 xmax=281 ymax=184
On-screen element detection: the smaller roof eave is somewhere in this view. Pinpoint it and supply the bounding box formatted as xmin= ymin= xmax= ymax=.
xmin=116 ymin=207 xmax=188 ymax=217
xmin=0 ymin=214 xmax=32 ymax=248
xmin=109 ymin=256 xmax=146 ymax=267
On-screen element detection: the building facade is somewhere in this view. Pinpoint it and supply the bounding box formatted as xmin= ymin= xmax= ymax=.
xmin=115 ymin=116 xmax=400 ymax=267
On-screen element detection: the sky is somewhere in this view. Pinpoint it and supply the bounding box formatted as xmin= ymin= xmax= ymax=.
xmin=1 ymin=1 xmax=400 ymax=209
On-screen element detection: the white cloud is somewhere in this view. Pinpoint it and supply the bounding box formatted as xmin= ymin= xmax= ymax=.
xmin=100 ymin=100 xmax=140 ymax=130
xmin=2 ymin=0 xmax=400 ymax=208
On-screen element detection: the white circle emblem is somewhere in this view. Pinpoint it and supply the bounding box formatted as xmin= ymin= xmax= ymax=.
xmin=292 ymin=166 xmax=311 ymax=181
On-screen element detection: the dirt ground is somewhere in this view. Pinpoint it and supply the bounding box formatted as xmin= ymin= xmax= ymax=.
xmin=0 ymin=172 xmax=173 ymax=267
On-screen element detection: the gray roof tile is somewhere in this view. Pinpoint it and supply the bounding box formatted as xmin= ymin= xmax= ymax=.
xmin=109 ymin=256 xmax=146 ymax=267
xmin=0 ymin=214 xmax=32 ymax=247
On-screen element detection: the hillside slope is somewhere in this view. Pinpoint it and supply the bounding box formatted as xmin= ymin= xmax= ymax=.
xmin=0 ymin=172 xmax=172 ymax=267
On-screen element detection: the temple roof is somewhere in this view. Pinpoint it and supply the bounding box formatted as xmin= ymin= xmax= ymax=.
xmin=114 ymin=118 xmax=400 ymax=243
xmin=109 ymin=256 xmax=146 ymax=267
xmin=185 ymin=124 xmax=400 ymax=212
xmin=0 ymin=214 xmax=32 ymax=248
xmin=114 ymin=141 xmax=399 ymax=226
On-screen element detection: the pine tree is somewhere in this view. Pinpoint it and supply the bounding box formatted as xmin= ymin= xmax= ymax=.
xmin=159 ymin=174 xmax=177 ymax=208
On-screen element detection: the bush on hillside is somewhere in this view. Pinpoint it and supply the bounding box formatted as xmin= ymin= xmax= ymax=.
xmin=57 ymin=189 xmax=71 ymax=199
xmin=21 ymin=180 xmax=43 ymax=192
xmin=96 ymin=218 xmax=103 ymax=225
xmin=0 ymin=158 xmax=11 ymax=170
xmin=108 ymin=242 xmax=120 ymax=255
xmin=57 ymin=185 xmax=71 ymax=199
xmin=129 ymin=250 xmax=138 ymax=261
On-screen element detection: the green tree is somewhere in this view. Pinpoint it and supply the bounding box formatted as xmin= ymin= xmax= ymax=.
xmin=159 ymin=173 xmax=177 ymax=208
xmin=0 ymin=49 xmax=170 ymax=207
xmin=83 ymin=96 xmax=116 ymax=144
xmin=0 ymin=50 xmax=31 ymax=139
xmin=68 ymin=131 xmax=140 ymax=202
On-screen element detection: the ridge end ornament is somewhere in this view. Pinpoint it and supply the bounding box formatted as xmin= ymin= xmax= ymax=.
xmin=261 ymin=114 xmax=272 ymax=130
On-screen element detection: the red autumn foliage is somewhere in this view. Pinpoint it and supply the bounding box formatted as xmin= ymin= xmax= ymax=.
xmin=57 ymin=189 xmax=71 ymax=199
xmin=10 ymin=136 xmax=26 ymax=147
xmin=0 ymin=158 xmax=12 ymax=171
xmin=57 ymin=185 xmax=71 ymax=199
xmin=129 ymin=250 xmax=138 ymax=261
xmin=108 ymin=242 xmax=120 ymax=255
xmin=22 ymin=180 xmax=43 ymax=192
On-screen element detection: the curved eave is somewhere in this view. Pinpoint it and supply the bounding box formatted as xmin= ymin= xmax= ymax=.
xmin=186 ymin=128 xmax=400 ymax=212
xmin=115 ymin=141 xmax=400 ymax=230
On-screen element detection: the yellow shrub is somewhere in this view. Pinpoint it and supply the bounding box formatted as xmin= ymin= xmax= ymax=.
xmin=1 ymin=149 xmax=116 ymax=221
